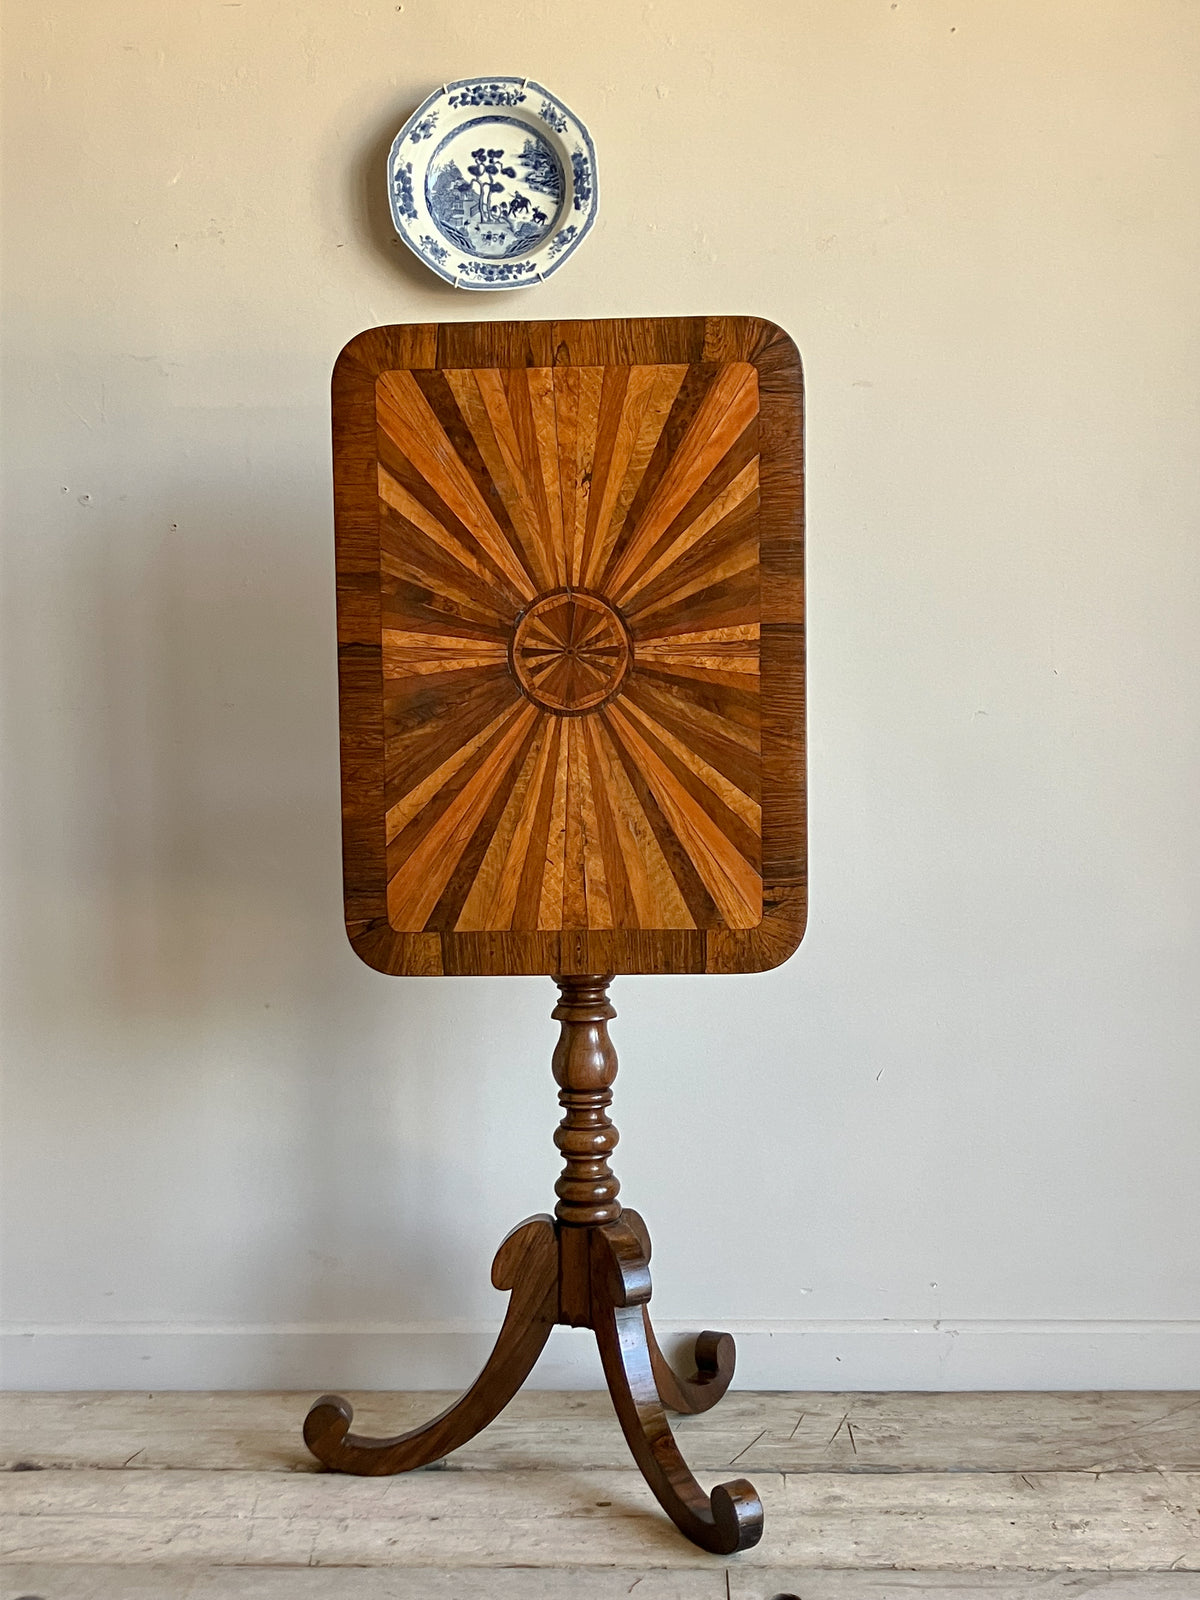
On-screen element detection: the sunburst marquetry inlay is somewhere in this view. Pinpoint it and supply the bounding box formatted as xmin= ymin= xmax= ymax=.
xmin=510 ymin=590 xmax=632 ymax=714
xmin=376 ymin=358 xmax=762 ymax=935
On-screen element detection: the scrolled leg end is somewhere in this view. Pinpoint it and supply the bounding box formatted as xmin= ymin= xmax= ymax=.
xmin=710 ymin=1475 xmax=765 ymax=1553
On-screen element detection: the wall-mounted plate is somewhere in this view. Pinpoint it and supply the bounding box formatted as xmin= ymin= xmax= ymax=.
xmin=388 ymin=77 xmax=598 ymax=290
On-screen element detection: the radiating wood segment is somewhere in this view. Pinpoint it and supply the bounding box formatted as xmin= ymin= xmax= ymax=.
xmin=333 ymin=317 xmax=805 ymax=976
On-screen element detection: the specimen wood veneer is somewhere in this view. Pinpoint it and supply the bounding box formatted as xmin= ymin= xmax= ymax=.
xmin=333 ymin=316 xmax=805 ymax=976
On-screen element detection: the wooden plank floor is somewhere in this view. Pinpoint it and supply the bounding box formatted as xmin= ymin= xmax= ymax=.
xmin=3 ymin=1392 xmax=1199 ymax=1598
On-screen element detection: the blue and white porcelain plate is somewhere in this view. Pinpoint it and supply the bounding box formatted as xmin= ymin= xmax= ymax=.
xmin=388 ymin=77 xmax=597 ymax=290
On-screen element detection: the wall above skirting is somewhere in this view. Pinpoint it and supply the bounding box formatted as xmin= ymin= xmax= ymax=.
xmin=3 ymin=0 xmax=1197 ymax=1392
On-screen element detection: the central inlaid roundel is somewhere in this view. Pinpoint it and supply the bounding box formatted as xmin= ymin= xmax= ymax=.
xmin=374 ymin=357 xmax=765 ymax=936
xmin=510 ymin=590 xmax=632 ymax=714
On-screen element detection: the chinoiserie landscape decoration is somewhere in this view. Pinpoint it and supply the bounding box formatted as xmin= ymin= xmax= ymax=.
xmin=306 ymin=317 xmax=805 ymax=1556
xmin=388 ymin=77 xmax=597 ymax=289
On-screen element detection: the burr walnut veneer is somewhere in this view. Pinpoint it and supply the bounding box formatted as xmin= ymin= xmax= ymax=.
xmin=308 ymin=317 xmax=806 ymax=1554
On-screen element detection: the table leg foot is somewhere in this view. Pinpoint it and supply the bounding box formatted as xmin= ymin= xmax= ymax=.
xmin=303 ymin=1214 xmax=557 ymax=1475
xmin=591 ymin=1219 xmax=763 ymax=1554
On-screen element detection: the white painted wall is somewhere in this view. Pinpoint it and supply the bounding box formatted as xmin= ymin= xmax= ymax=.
xmin=2 ymin=0 xmax=1198 ymax=1392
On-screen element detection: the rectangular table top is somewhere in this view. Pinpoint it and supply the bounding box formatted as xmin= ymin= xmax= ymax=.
xmin=332 ymin=316 xmax=805 ymax=976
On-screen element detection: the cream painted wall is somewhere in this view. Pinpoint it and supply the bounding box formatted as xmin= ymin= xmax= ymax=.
xmin=2 ymin=0 xmax=1198 ymax=1390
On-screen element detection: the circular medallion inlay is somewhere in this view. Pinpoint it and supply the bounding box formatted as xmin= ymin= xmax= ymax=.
xmin=510 ymin=590 xmax=632 ymax=715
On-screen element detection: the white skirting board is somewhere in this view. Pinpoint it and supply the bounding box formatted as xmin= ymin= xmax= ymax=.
xmin=2 ymin=1319 xmax=1197 ymax=1391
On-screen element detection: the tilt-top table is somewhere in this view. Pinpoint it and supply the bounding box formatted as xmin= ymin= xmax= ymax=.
xmin=304 ymin=316 xmax=806 ymax=1553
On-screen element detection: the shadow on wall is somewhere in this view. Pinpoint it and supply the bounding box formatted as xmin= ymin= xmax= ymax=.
xmin=345 ymin=89 xmax=465 ymax=299
xmin=0 ymin=86 xmax=567 ymax=1381
xmin=1 ymin=408 xmax=532 ymax=1368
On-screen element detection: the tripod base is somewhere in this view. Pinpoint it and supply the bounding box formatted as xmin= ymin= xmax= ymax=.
xmin=304 ymin=1209 xmax=762 ymax=1554
xmin=304 ymin=975 xmax=763 ymax=1555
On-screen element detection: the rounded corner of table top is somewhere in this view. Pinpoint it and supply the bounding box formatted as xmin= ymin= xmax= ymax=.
xmin=333 ymin=314 xmax=805 ymax=979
